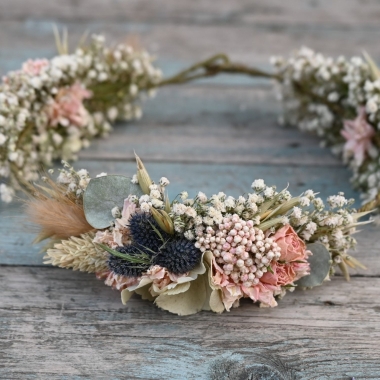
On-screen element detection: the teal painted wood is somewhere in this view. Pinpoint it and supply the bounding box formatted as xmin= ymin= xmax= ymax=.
xmin=1 ymin=19 xmax=380 ymax=79
xmin=1 ymin=267 xmax=380 ymax=379
xmin=79 ymin=86 xmax=344 ymax=166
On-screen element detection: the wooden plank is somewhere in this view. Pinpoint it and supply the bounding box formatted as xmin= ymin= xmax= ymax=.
xmin=79 ymin=86 xmax=344 ymax=166
xmin=1 ymin=0 xmax=380 ymax=28
xmin=1 ymin=20 xmax=380 ymax=78
xmin=0 ymin=266 xmax=379 ymax=379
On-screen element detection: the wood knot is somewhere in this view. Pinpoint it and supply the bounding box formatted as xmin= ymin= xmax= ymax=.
xmin=208 ymin=353 xmax=298 ymax=380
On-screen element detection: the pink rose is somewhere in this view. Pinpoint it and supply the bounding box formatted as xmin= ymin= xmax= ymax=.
xmin=274 ymin=263 xmax=296 ymax=286
xmin=272 ymin=225 xmax=309 ymax=262
xmin=47 ymin=82 xmax=92 ymax=128
xmin=341 ymin=107 xmax=375 ymax=167
xmin=261 ymin=263 xmax=295 ymax=287
xmin=262 ymin=261 xmax=310 ymax=287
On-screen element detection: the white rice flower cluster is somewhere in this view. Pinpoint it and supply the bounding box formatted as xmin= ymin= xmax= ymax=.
xmin=194 ymin=215 xmax=281 ymax=288
xmin=0 ymin=34 xmax=162 ymax=203
xmin=272 ymin=47 xmax=380 ymax=203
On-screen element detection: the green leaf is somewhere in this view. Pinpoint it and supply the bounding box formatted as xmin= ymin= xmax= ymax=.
xmin=296 ymin=242 xmax=331 ymax=288
xmin=83 ymin=175 xmax=143 ymax=229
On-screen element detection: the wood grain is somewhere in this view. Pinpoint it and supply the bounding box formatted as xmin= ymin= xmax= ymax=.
xmin=1 ymin=0 xmax=380 ymax=378
xmin=1 ymin=0 xmax=380 ymax=28
xmin=80 ymin=86 xmax=344 ymax=166
xmin=1 ymin=17 xmax=380 ymax=77
xmin=1 ymin=267 xmax=380 ymax=379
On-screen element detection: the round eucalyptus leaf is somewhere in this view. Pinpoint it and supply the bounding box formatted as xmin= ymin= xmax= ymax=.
xmin=83 ymin=175 xmax=143 ymax=229
xmin=296 ymin=242 xmax=331 ymax=288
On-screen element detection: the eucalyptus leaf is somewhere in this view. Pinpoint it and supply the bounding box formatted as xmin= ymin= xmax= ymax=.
xmin=83 ymin=175 xmax=143 ymax=229
xmin=296 ymin=242 xmax=331 ymax=288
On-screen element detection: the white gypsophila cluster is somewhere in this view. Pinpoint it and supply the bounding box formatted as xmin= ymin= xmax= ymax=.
xmin=163 ymin=177 xmax=362 ymax=267
xmin=0 ymin=34 xmax=162 ymax=203
xmin=55 ymin=161 xmax=91 ymax=199
xmin=272 ymin=47 xmax=354 ymax=139
xmin=135 ymin=179 xmax=170 ymax=213
xmin=271 ymin=47 xmax=380 ymax=203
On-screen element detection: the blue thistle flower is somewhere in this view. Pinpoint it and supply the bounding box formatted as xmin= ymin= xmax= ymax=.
xmin=154 ymin=238 xmax=201 ymax=275
xmin=129 ymin=213 xmax=169 ymax=253
xmin=107 ymin=245 xmax=150 ymax=277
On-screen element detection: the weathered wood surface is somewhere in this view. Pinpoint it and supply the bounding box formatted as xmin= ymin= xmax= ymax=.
xmin=1 ymin=1 xmax=380 ymax=379
xmin=1 ymin=267 xmax=380 ymax=379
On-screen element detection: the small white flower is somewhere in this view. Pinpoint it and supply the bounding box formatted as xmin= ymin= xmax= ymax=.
xmin=151 ymin=198 xmax=163 ymax=208
xmin=140 ymin=202 xmax=150 ymax=213
xmin=184 ymin=230 xmax=195 ymax=241
xmin=197 ymin=191 xmax=207 ymax=203
xmin=224 ymin=196 xmax=235 ymax=208
xmin=139 ymin=194 xmax=150 ymax=204
xmin=159 ymin=177 xmax=170 ymax=186
xmin=8 ymin=152 xmax=18 ymax=162
xmin=180 ymin=191 xmax=188 ymax=200
xmin=0 ymin=183 xmax=14 ymax=203
xmin=128 ymin=194 xmax=138 ymax=203
xmin=79 ymin=178 xmax=90 ymax=189
xmin=30 ymin=77 xmax=42 ymax=89
xmin=185 ymin=207 xmax=197 ymax=218
xmin=0 ymin=133 xmax=6 ymax=146
xmin=130 ymin=84 xmax=138 ymax=96
xmin=150 ymin=189 xmax=161 ymax=199
xmin=111 ymin=206 xmax=121 ymax=218
xmin=77 ymin=169 xmax=89 ymax=178
xmin=131 ymin=174 xmax=139 ymax=184
xmin=107 ymin=107 xmax=118 ymax=121
xmin=304 ymin=190 xmax=316 ymax=199
xmin=327 ymin=194 xmax=347 ymax=208
xmin=366 ymin=98 xmax=378 ymax=114
xmin=98 ymin=72 xmax=108 ymax=82
xmin=172 ymin=203 xmax=187 ymax=215
xmin=263 ymin=187 xmax=275 ymax=198
xmin=292 ymin=207 xmax=302 ymax=219
xmin=281 ymin=216 xmax=290 ymax=225
xmin=251 ymin=179 xmax=265 ymax=190
xmin=299 ymin=196 xmax=310 ymax=207
xmin=313 ymin=197 xmax=324 ymax=209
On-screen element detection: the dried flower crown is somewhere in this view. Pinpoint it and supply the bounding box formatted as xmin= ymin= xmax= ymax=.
xmin=26 ymin=154 xmax=370 ymax=315
xmin=1 ymin=32 xmax=378 ymax=315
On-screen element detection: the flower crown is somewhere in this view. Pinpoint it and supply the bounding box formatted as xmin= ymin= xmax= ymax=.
xmin=26 ymin=155 xmax=370 ymax=315
xmin=0 ymin=32 xmax=377 ymax=315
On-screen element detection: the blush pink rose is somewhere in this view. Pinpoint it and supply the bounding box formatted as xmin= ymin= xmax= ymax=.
xmin=47 ymin=82 xmax=92 ymax=128
xmin=275 ymin=264 xmax=296 ymax=286
xmin=341 ymin=107 xmax=375 ymax=167
xmin=272 ymin=225 xmax=309 ymax=262
xmin=262 ymin=261 xmax=310 ymax=287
